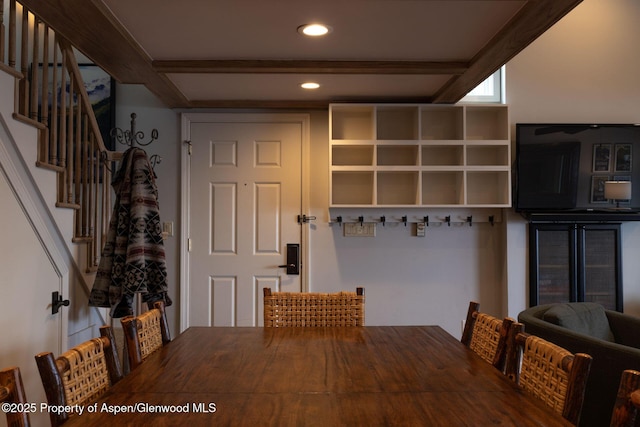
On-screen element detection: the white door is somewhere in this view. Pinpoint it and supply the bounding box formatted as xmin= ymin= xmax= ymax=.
xmin=184 ymin=114 xmax=308 ymax=327
xmin=0 ymin=168 xmax=65 ymax=427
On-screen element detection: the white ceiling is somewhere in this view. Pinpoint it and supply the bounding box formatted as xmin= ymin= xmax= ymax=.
xmin=23 ymin=0 xmax=583 ymax=108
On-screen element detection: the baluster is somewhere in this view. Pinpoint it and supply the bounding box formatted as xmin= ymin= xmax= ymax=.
xmin=0 ymin=0 xmax=5 ymax=63
xmin=8 ymin=0 xmax=15 ymax=69
xmin=39 ymin=25 xmax=50 ymax=163
xmin=65 ymin=72 xmax=74 ymax=204
xmin=50 ymin=37 xmax=59 ymax=165
xmin=19 ymin=5 xmax=28 ymax=115
xmin=30 ymin=16 xmax=39 ymax=120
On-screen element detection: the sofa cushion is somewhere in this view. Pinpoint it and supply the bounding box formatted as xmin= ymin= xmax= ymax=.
xmin=542 ymin=303 xmax=615 ymax=342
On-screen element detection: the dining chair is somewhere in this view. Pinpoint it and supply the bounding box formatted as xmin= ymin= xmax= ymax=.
xmin=505 ymin=327 xmax=593 ymax=426
xmin=610 ymin=369 xmax=640 ymax=427
xmin=120 ymin=301 xmax=171 ymax=370
xmin=460 ymin=301 xmax=514 ymax=372
xmin=0 ymin=366 xmax=30 ymax=427
xmin=263 ymin=287 xmax=365 ymax=327
xmin=35 ymin=325 xmax=123 ymax=426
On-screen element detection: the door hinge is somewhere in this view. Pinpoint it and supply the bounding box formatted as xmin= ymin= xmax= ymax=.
xmin=185 ymin=140 xmax=192 ymax=155
xmin=188 ymin=238 xmax=192 ymax=252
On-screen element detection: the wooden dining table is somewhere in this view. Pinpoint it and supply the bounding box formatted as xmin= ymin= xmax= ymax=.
xmin=62 ymin=326 xmax=572 ymax=426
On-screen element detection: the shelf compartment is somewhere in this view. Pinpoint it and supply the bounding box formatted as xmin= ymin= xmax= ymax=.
xmin=377 ymin=171 xmax=419 ymax=205
xmin=331 ymin=106 xmax=375 ymax=140
xmin=466 ymin=145 xmax=509 ymax=166
xmin=421 ymin=171 xmax=464 ymax=205
xmin=331 ymin=171 xmax=374 ymax=205
xmin=332 ymin=145 xmax=374 ymax=166
xmin=465 ymin=106 xmax=509 ymax=140
xmin=420 ymin=106 xmax=464 ymax=140
xmin=377 ymin=145 xmax=419 ymax=166
xmin=466 ymin=171 xmax=510 ymax=205
xmin=422 ymin=145 xmax=464 ymax=166
xmin=376 ymin=106 xmax=419 ymax=140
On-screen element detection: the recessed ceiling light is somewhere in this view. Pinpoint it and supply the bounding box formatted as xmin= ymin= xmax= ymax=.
xmin=300 ymin=82 xmax=320 ymax=90
xmin=298 ymin=24 xmax=331 ymax=37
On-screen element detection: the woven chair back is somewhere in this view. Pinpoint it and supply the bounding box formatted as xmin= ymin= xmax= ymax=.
xmin=35 ymin=325 xmax=122 ymax=426
xmin=121 ymin=301 xmax=171 ymax=371
xmin=469 ymin=313 xmax=504 ymax=364
xmin=461 ymin=301 xmax=513 ymax=371
xmin=263 ymin=287 xmax=364 ymax=327
xmin=506 ymin=330 xmax=592 ymax=426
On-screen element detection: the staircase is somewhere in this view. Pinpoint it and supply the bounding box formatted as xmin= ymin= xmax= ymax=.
xmin=1 ymin=0 xmax=118 ymax=274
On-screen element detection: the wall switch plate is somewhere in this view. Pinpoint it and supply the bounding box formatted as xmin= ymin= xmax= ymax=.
xmin=162 ymin=222 xmax=174 ymax=237
xmin=344 ymin=222 xmax=376 ymax=237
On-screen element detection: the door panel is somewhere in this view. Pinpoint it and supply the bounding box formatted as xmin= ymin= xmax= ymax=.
xmin=187 ymin=119 xmax=303 ymax=326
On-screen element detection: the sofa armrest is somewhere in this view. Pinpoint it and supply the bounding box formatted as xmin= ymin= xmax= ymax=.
xmin=607 ymin=311 xmax=640 ymax=348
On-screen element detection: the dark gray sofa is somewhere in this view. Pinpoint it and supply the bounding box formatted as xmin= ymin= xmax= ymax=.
xmin=518 ymin=303 xmax=640 ymax=427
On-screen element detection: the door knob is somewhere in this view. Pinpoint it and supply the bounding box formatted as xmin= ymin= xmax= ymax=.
xmin=52 ymin=291 xmax=70 ymax=314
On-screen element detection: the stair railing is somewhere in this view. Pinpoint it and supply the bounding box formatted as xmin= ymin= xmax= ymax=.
xmin=1 ymin=0 xmax=119 ymax=272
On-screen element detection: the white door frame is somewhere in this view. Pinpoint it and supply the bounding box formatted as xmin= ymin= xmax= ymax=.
xmin=179 ymin=113 xmax=311 ymax=332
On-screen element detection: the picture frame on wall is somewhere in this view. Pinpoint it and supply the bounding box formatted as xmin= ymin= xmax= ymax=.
xmin=37 ymin=63 xmax=116 ymax=150
xmin=614 ymin=143 xmax=632 ymax=172
xmin=590 ymin=175 xmax=610 ymax=203
xmin=592 ymin=144 xmax=612 ymax=172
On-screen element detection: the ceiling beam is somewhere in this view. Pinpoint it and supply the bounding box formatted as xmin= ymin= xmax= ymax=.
xmin=433 ymin=0 xmax=583 ymax=103
xmin=153 ymin=60 xmax=468 ymax=75
xmin=17 ymin=0 xmax=190 ymax=108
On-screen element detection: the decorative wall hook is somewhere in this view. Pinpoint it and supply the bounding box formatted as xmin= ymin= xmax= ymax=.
xmin=467 ymin=216 xmax=473 ymax=227
xmin=359 ymin=216 xmax=364 ymax=226
xmin=424 ymin=216 xmax=429 ymax=226
xmin=445 ymin=216 xmax=451 ymax=226
xmin=489 ymin=215 xmax=495 ymax=226
xmin=380 ymin=216 xmax=386 ymax=226
xmin=110 ymin=112 xmax=162 ymax=169
xmin=402 ymin=216 xmax=408 ymax=226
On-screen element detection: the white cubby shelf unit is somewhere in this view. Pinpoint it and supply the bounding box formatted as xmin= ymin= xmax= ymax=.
xmin=329 ymin=103 xmax=511 ymax=208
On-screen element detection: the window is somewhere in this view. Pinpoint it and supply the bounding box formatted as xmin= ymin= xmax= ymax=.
xmin=461 ymin=67 xmax=504 ymax=103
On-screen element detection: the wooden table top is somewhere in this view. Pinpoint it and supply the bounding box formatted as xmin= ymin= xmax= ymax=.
xmin=63 ymin=326 xmax=571 ymax=426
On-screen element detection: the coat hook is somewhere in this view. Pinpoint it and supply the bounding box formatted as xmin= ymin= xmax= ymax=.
xmin=380 ymin=216 xmax=386 ymax=226
xmin=336 ymin=216 xmax=342 ymax=225
xmin=402 ymin=216 xmax=408 ymax=226
xmin=445 ymin=216 xmax=451 ymax=227
xmin=489 ymin=215 xmax=495 ymax=226
xmin=467 ymin=216 xmax=473 ymax=227
xmin=359 ymin=216 xmax=364 ymax=226
xmin=424 ymin=216 xmax=429 ymax=226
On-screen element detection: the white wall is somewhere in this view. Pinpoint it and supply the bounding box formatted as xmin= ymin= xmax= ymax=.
xmin=506 ymin=0 xmax=640 ymax=318
xmin=109 ymin=0 xmax=640 ymax=339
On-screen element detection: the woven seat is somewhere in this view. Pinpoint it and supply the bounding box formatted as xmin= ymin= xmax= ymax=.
xmin=121 ymin=301 xmax=171 ymax=370
xmin=505 ymin=328 xmax=592 ymax=426
xmin=35 ymin=325 xmax=123 ymax=426
xmin=610 ymin=369 xmax=640 ymax=427
xmin=0 ymin=366 xmax=30 ymax=427
xmin=263 ymin=287 xmax=364 ymax=327
xmin=460 ymin=301 xmax=514 ymax=371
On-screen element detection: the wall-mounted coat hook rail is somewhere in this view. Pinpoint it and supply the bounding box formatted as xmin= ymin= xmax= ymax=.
xmin=328 ymin=209 xmax=503 ymax=226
